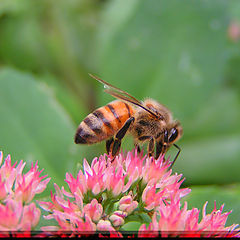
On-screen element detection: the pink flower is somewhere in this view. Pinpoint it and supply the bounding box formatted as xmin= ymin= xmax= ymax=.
xmin=119 ymin=194 xmax=138 ymax=214
xmin=198 ymin=201 xmax=240 ymax=236
xmin=0 ymin=199 xmax=22 ymax=231
xmin=115 ymin=150 xmax=171 ymax=186
xmin=38 ymin=183 xmax=81 ymax=215
xmin=83 ymin=199 xmax=103 ymax=222
xmin=141 ymin=175 xmax=190 ymax=211
xmin=0 ymin=151 xmax=50 ymax=232
xmin=104 ymin=165 xmax=125 ymax=196
xmin=63 ymin=150 xmax=185 ymax=202
xmin=0 ymin=152 xmax=50 ymax=203
xmin=0 ymin=199 xmax=40 ymax=231
xmin=19 ymin=203 xmax=41 ymax=230
xmin=0 ymin=153 xmax=25 ymax=196
xmin=142 ymin=182 xmax=167 ymax=211
xmin=37 ymin=149 xmax=239 ymax=237
xmin=42 ymin=214 xmax=96 ymax=235
xmin=142 ymin=155 xmax=170 ymax=184
xmin=69 ymin=214 xmax=96 ymax=233
xmin=109 ymin=211 xmax=126 ymax=227
xmin=96 ymin=220 xmax=115 ymax=232
xmin=139 ymin=195 xmax=240 ymax=237
xmin=14 ymin=162 xmax=50 ymax=203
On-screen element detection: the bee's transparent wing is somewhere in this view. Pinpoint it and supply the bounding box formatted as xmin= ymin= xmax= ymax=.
xmin=89 ymin=74 xmax=142 ymax=104
xmin=89 ymin=74 xmax=161 ymax=119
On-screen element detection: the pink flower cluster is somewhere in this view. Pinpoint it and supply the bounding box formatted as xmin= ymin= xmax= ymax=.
xmin=0 ymin=151 xmax=50 ymax=232
xmin=38 ymin=149 xmax=239 ymax=237
xmin=139 ymin=197 xmax=239 ymax=237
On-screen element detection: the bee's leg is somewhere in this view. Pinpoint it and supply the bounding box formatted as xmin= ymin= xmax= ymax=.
xmin=155 ymin=141 xmax=163 ymax=159
xmin=134 ymin=143 xmax=141 ymax=153
xmin=147 ymin=137 xmax=155 ymax=157
xmin=111 ymin=117 xmax=135 ymax=157
xmin=106 ymin=137 xmax=114 ymax=154
xmin=169 ymin=144 xmax=181 ymax=168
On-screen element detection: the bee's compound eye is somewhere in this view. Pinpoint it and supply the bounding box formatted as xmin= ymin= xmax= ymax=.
xmin=168 ymin=128 xmax=178 ymax=143
xmin=164 ymin=130 xmax=168 ymax=143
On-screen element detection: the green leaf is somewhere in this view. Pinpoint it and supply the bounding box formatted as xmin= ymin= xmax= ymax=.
xmin=184 ymin=184 xmax=240 ymax=226
xmin=171 ymin=87 xmax=240 ymax=185
xmin=0 ymin=0 xmax=31 ymax=16
xmin=0 ymin=0 xmax=101 ymax=124
xmin=121 ymin=221 xmax=142 ymax=231
xmin=37 ymin=73 xmax=88 ymax=126
xmin=138 ymin=212 xmax=152 ymax=224
xmin=0 ymin=68 xmax=84 ymax=190
xmin=174 ymin=134 xmax=240 ymax=185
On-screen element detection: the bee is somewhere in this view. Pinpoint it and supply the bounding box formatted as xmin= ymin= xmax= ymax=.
xmin=74 ymin=74 xmax=183 ymax=167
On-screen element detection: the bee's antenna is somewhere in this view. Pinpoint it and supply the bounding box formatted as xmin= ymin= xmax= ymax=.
xmin=169 ymin=144 xmax=181 ymax=169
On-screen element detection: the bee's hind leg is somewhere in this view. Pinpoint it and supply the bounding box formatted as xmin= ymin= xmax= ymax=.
xmin=110 ymin=117 xmax=135 ymax=157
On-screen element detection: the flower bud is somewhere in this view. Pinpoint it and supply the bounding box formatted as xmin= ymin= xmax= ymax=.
xmin=83 ymin=199 xmax=103 ymax=222
xmin=119 ymin=195 xmax=138 ymax=214
xmin=109 ymin=211 xmax=126 ymax=227
xmin=96 ymin=220 xmax=115 ymax=232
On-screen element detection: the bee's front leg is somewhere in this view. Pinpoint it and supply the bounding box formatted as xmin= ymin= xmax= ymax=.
xmin=147 ymin=137 xmax=155 ymax=158
xmin=110 ymin=117 xmax=135 ymax=157
xmin=134 ymin=142 xmax=141 ymax=153
xmin=169 ymin=144 xmax=181 ymax=169
xmin=155 ymin=141 xmax=163 ymax=159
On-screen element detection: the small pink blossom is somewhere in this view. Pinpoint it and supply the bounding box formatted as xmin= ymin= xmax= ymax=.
xmin=0 ymin=152 xmax=50 ymax=203
xmin=83 ymin=199 xmax=103 ymax=222
xmin=20 ymin=203 xmax=41 ymax=230
xmin=139 ymin=195 xmax=240 ymax=237
xmin=119 ymin=194 xmax=138 ymax=214
xmin=42 ymin=214 xmax=97 ymax=235
xmin=142 ymin=155 xmax=170 ymax=184
xmin=38 ymin=183 xmax=81 ymax=216
xmin=96 ymin=220 xmax=115 ymax=232
xmin=142 ymin=182 xmax=167 ymax=211
xmin=0 ymin=151 xmax=50 ymax=232
xmin=0 ymin=199 xmax=40 ymax=231
xmin=198 ymin=201 xmax=239 ymax=235
xmin=72 ymin=215 xmax=97 ymax=233
xmin=0 ymin=153 xmax=25 ymax=196
xmin=104 ymin=165 xmax=125 ymax=196
xmin=14 ymin=162 xmax=50 ymax=203
xmin=0 ymin=199 xmax=22 ymax=231
xmin=109 ymin=211 xmax=126 ymax=227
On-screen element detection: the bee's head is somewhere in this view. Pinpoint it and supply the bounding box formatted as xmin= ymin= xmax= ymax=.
xmin=162 ymin=122 xmax=182 ymax=153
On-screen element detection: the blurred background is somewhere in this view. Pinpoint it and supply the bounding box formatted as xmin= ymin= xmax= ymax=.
xmin=0 ymin=0 xmax=240 ymax=225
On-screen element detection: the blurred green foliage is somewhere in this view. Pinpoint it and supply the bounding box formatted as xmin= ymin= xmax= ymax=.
xmin=0 ymin=0 xmax=240 ymax=225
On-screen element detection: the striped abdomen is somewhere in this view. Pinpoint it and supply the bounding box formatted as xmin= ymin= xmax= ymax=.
xmin=75 ymin=100 xmax=135 ymax=144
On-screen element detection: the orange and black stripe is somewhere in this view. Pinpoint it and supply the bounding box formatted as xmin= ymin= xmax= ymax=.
xmin=74 ymin=100 xmax=135 ymax=144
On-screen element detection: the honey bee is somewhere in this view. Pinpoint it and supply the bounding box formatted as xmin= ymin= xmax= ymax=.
xmin=75 ymin=74 xmax=183 ymax=167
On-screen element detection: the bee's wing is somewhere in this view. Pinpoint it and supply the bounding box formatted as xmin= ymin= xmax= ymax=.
xmin=89 ymin=74 xmax=162 ymax=119
xmin=89 ymin=73 xmax=142 ymax=105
